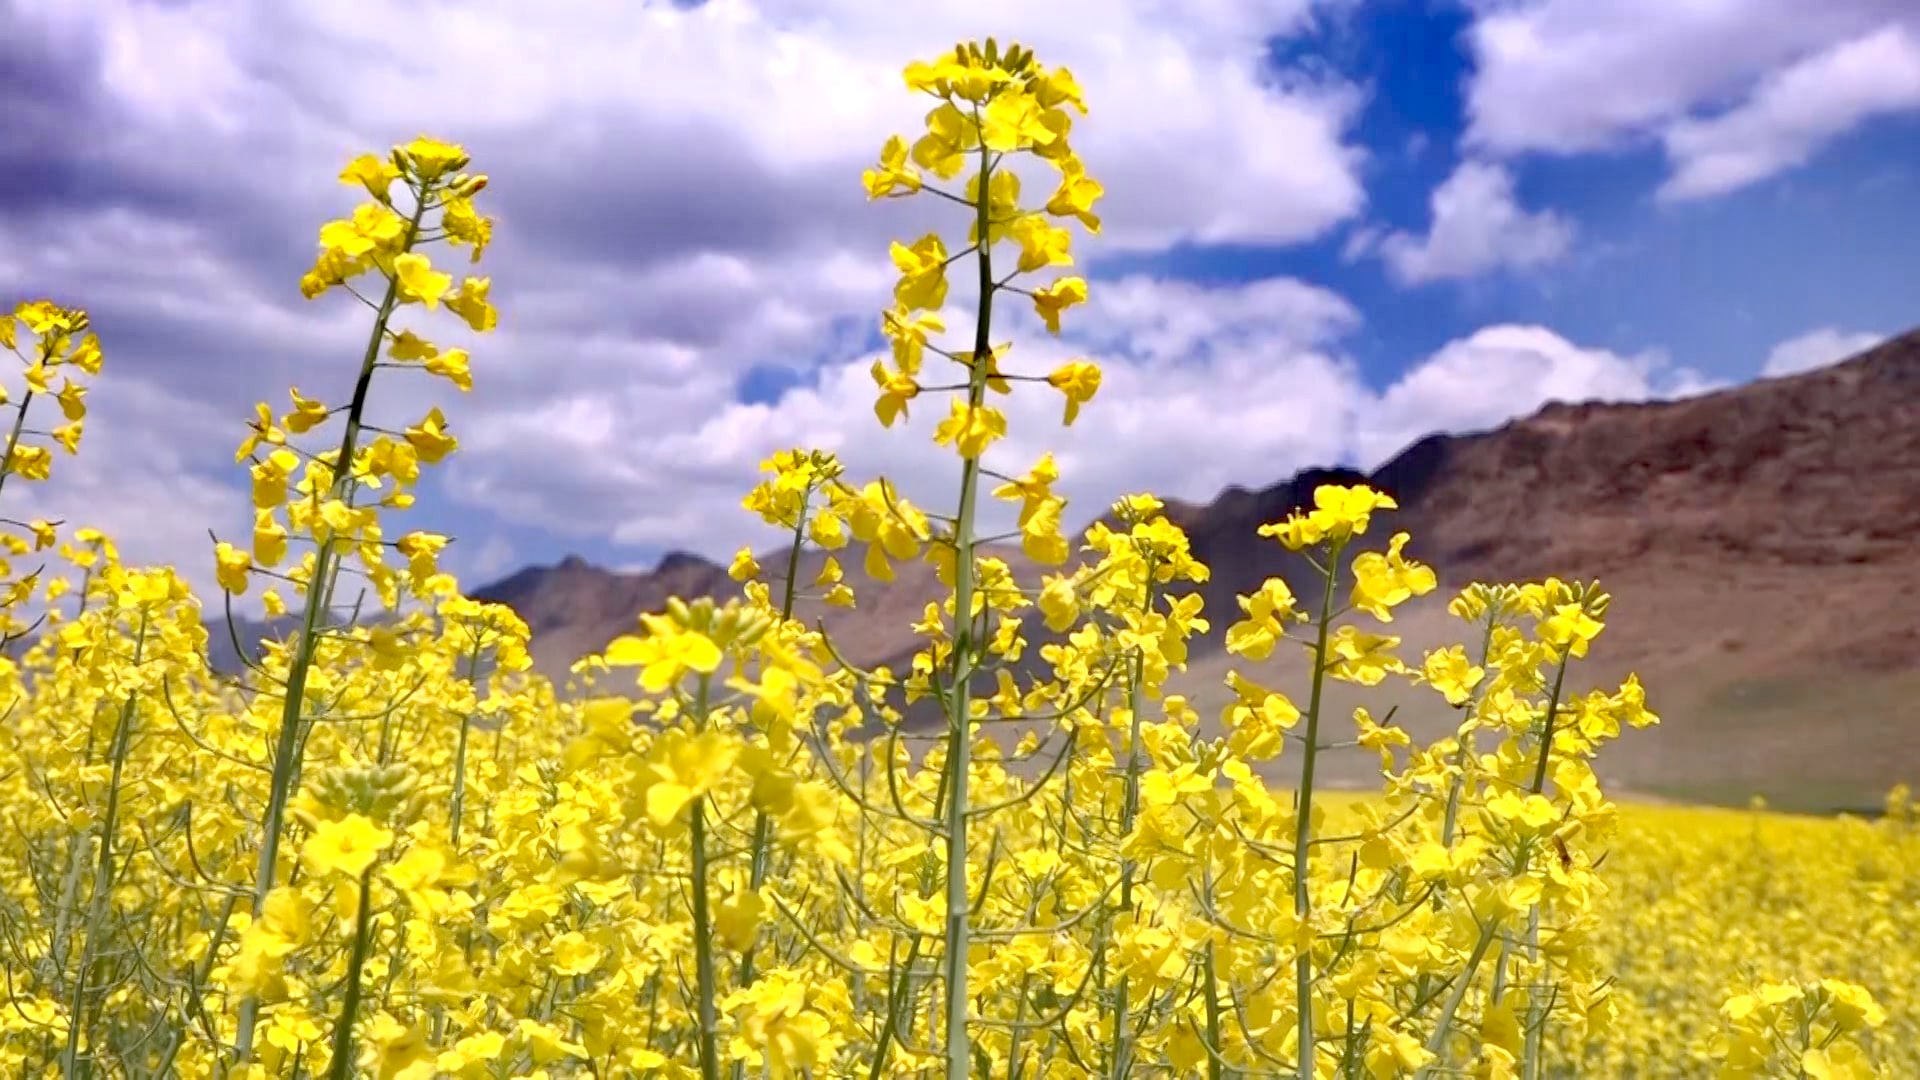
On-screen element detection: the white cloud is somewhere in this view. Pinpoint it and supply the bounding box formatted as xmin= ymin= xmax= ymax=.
xmin=1353 ymin=324 xmax=1720 ymax=467
xmin=458 ymin=535 xmax=521 ymax=584
xmin=1658 ymin=26 xmax=1920 ymax=201
xmin=0 ymin=0 xmax=1376 ymax=593
xmin=24 ymin=0 xmax=1369 ymax=258
xmin=1339 ymin=224 xmax=1383 ymax=263
xmin=1083 ymin=275 xmax=1362 ymax=358
xmin=1462 ymin=0 xmax=1911 ymax=152
xmin=4 ymin=376 xmax=252 ymax=609
xmin=1375 ymin=161 xmax=1575 ymax=285
xmin=1460 ymin=0 xmax=1920 ymax=198
xmin=1761 ymin=327 xmax=1885 ymax=377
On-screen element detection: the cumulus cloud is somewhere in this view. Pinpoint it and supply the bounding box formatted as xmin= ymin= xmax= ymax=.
xmin=1460 ymin=0 xmax=1920 ymax=198
xmin=1761 ymin=327 xmax=1886 ymax=377
xmin=3 ymin=376 xmax=252 ymax=607
xmin=1658 ymin=26 xmax=1920 ymax=201
xmin=1352 ymin=324 xmax=1720 ymax=467
xmin=0 ymin=0 xmax=1374 ymax=588
xmin=455 ymin=535 xmax=521 ymax=584
xmin=1375 ymin=161 xmax=1575 ymax=285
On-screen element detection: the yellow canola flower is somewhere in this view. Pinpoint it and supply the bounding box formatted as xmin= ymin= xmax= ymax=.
xmin=1032 ymin=277 xmax=1088 ymax=335
xmin=446 ymin=277 xmax=497 ymax=332
xmin=392 ymin=253 xmax=452 ymax=308
xmin=889 ymin=234 xmax=949 ymax=312
xmin=340 ymin=153 xmax=401 ymax=202
xmin=605 ymin=616 xmax=724 ymax=694
xmin=931 ymin=399 xmax=1007 ymax=459
xmin=214 ymin=541 xmax=253 ymax=595
xmin=1045 ymin=359 xmax=1100 ymax=424
xmin=404 ymin=408 xmax=458 ymax=463
xmin=426 ymin=347 xmax=473 ymax=391
xmin=301 ymin=814 xmax=394 ymax=879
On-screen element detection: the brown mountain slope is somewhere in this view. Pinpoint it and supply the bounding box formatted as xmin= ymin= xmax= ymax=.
xmin=472 ymin=328 xmax=1920 ymax=808
xmin=1170 ymin=329 xmax=1920 ymax=806
xmin=473 ymin=545 xmax=1036 ymax=684
xmin=472 ymin=552 xmax=736 ymax=678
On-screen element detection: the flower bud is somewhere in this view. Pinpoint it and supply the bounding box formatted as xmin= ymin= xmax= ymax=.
xmin=666 ymin=596 xmax=694 ymax=628
xmin=311 ymin=762 xmax=424 ymax=826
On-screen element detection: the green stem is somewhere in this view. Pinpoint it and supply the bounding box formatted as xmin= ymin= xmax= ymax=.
xmin=938 ymin=131 xmax=996 ymax=1080
xmin=1528 ymin=660 xmax=1571 ymax=798
xmin=0 ymin=390 xmax=36 ymax=504
xmin=1518 ymin=905 xmax=1545 ymax=1077
xmin=1510 ymin=659 xmax=1571 ymax=1074
xmin=1111 ymin=639 xmax=1151 ymax=1079
xmin=690 ymin=795 xmax=723 ymax=1080
xmin=1203 ymin=942 xmax=1226 ymax=1080
xmin=1292 ymin=538 xmax=1344 ymax=1076
xmin=1416 ymin=649 xmax=1573 ymax=1075
xmin=1416 ymin=921 xmax=1499 ymax=1071
xmin=47 ymin=568 xmax=98 ymax=1000
xmin=429 ymin=640 xmax=485 ymax=1049
xmin=324 ymin=864 xmax=378 ymax=1080
xmin=448 ymin=637 xmax=486 ymax=849
xmin=1439 ymin=618 xmax=1499 ymax=847
xmin=684 ymin=671 xmax=725 ymax=1080
xmin=1417 ymin=617 xmax=1498 ymax=1019
xmin=865 ymin=937 xmax=925 ymax=1080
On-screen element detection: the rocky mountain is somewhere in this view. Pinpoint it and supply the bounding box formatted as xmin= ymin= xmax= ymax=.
xmin=471 ymin=552 xmax=736 ymax=678
xmin=463 ymin=328 xmax=1920 ymax=808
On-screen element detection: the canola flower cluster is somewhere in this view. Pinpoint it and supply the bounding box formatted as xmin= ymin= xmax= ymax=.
xmin=0 ymin=37 xmax=1898 ymax=1080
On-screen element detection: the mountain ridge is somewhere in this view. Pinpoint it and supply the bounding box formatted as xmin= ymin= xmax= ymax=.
xmin=262 ymin=327 xmax=1919 ymax=808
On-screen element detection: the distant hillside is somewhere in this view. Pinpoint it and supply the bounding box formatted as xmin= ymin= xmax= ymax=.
xmin=373 ymin=330 xmax=1920 ymax=807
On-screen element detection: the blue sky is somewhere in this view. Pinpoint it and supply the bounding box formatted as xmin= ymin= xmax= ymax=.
xmin=2 ymin=0 xmax=1916 ymax=601
xmin=1221 ymin=0 xmax=1920 ymax=389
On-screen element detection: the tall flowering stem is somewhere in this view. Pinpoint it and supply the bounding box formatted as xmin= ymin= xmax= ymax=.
xmin=857 ymin=37 xmax=1106 ymax=1077
xmin=224 ymin=137 xmax=497 ymax=1060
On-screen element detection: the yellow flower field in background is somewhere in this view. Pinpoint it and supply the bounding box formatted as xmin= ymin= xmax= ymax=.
xmin=1566 ymin=796 xmax=1917 ymax=1078
xmin=1276 ymin=792 xmax=1918 ymax=1077
xmin=0 ymin=35 xmax=1904 ymax=1080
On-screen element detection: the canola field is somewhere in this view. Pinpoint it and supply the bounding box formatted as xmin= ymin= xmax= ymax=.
xmin=0 ymin=34 xmax=1905 ymax=1080
xmin=1555 ymin=797 xmax=1913 ymax=1077
xmin=1282 ymin=790 xmax=1916 ymax=1077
